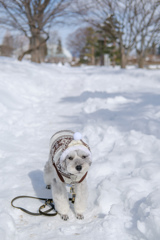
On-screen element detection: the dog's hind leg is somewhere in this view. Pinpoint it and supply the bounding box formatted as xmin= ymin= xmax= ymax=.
xmin=51 ymin=178 xmax=70 ymax=220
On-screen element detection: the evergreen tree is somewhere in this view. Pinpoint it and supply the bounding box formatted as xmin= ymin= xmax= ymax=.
xmin=56 ymin=39 xmax=63 ymax=54
xmin=79 ymin=27 xmax=98 ymax=65
xmin=95 ymin=15 xmax=120 ymax=66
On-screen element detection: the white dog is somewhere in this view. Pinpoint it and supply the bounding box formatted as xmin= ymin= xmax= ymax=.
xmin=44 ymin=130 xmax=92 ymax=220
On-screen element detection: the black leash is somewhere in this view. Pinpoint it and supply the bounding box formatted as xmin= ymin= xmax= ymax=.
xmin=11 ymin=192 xmax=75 ymax=217
xmin=11 ymin=195 xmax=57 ymax=216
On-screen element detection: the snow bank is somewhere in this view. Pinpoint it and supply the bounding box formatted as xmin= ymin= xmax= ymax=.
xmin=0 ymin=57 xmax=160 ymax=240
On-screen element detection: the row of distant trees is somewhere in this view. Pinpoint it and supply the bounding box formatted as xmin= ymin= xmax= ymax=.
xmin=71 ymin=0 xmax=160 ymax=68
xmin=0 ymin=30 xmax=63 ymax=59
xmin=0 ymin=0 xmax=160 ymax=68
xmin=67 ymin=26 xmax=121 ymax=66
xmin=67 ymin=25 xmax=160 ymax=67
xmin=0 ymin=0 xmax=72 ymax=63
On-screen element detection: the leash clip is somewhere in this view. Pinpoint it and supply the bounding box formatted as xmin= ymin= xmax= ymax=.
xmin=70 ymin=185 xmax=76 ymax=204
xmin=45 ymin=199 xmax=54 ymax=208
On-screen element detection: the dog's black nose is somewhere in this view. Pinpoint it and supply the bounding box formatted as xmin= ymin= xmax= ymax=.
xmin=76 ymin=165 xmax=82 ymax=171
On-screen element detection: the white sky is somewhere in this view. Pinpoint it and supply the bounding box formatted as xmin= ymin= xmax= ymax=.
xmin=53 ymin=24 xmax=80 ymax=48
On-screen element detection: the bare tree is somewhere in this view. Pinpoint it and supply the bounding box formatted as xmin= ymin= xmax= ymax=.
xmin=135 ymin=0 xmax=160 ymax=68
xmin=67 ymin=28 xmax=87 ymax=58
xmin=75 ymin=0 xmax=160 ymax=68
xmin=0 ymin=0 xmax=73 ymax=63
xmin=74 ymin=0 xmax=152 ymax=68
xmin=67 ymin=27 xmax=98 ymax=65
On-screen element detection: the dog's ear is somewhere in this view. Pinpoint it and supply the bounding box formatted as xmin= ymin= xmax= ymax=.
xmin=61 ymin=159 xmax=67 ymax=170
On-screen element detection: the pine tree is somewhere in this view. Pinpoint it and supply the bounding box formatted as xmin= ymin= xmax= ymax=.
xmin=56 ymin=39 xmax=63 ymax=54
xmin=79 ymin=27 xmax=98 ymax=65
xmin=95 ymin=15 xmax=120 ymax=66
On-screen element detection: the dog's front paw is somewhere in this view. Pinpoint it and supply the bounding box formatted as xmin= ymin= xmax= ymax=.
xmin=61 ymin=214 xmax=69 ymax=221
xmin=76 ymin=213 xmax=84 ymax=220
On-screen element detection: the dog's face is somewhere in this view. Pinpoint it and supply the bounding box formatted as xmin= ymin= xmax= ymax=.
xmin=61 ymin=150 xmax=92 ymax=175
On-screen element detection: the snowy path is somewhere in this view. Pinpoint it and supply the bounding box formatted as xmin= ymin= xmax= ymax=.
xmin=0 ymin=57 xmax=160 ymax=240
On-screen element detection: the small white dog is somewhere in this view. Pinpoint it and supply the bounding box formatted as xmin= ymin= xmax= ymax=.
xmin=44 ymin=130 xmax=92 ymax=220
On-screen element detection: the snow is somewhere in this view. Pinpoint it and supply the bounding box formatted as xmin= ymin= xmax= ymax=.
xmin=0 ymin=57 xmax=160 ymax=240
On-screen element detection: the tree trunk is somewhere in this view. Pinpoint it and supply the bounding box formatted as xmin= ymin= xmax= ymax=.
xmin=100 ymin=54 xmax=104 ymax=66
xmin=30 ymin=36 xmax=40 ymax=63
xmin=18 ymin=35 xmax=48 ymax=62
xmin=119 ymin=35 xmax=126 ymax=69
xmin=137 ymin=53 xmax=145 ymax=68
xmin=91 ymin=46 xmax=95 ymax=65
xmin=30 ymin=35 xmax=47 ymax=63
xmin=99 ymin=39 xmax=104 ymax=66
xmin=120 ymin=46 xmax=126 ymax=69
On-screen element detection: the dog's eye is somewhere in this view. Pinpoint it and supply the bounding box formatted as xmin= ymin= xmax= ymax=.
xmin=82 ymin=155 xmax=87 ymax=159
xmin=68 ymin=156 xmax=73 ymax=160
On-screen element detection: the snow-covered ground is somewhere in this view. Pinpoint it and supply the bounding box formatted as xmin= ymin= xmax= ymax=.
xmin=0 ymin=57 xmax=160 ymax=240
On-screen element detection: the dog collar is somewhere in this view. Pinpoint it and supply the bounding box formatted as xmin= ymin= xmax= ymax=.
xmin=52 ymin=162 xmax=88 ymax=184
